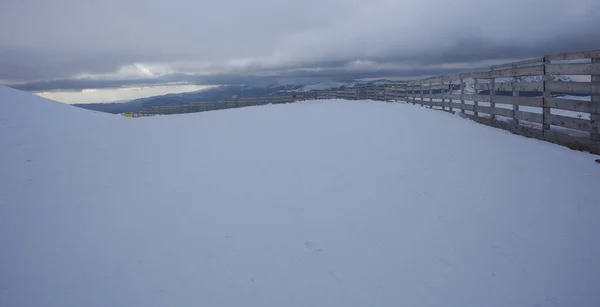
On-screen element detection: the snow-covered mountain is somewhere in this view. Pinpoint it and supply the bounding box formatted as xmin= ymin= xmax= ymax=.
xmin=298 ymin=81 xmax=358 ymax=92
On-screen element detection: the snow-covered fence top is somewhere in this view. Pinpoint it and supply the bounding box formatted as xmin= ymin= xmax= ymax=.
xmin=136 ymin=49 xmax=600 ymax=154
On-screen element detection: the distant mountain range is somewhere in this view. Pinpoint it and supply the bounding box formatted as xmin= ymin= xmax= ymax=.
xmin=73 ymin=80 xmax=392 ymax=114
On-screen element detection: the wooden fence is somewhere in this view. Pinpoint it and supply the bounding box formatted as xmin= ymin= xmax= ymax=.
xmin=402 ymin=49 xmax=600 ymax=154
xmin=135 ymin=49 xmax=600 ymax=154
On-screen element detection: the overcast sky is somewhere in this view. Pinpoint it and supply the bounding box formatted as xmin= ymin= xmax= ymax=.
xmin=1 ymin=0 xmax=600 ymax=89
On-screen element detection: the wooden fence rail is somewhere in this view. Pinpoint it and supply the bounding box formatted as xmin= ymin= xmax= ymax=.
xmin=135 ymin=49 xmax=600 ymax=154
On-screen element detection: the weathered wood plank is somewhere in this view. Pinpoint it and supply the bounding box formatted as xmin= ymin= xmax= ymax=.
xmin=546 ymin=81 xmax=600 ymax=94
xmin=473 ymin=106 xmax=514 ymax=117
xmin=439 ymin=93 xmax=490 ymax=102
xmin=490 ymin=65 xmax=543 ymax=77
xmin=405 ymin=97 xmax=425 ymax=104
xmin=451 ymin=102 xmax=474 ymax=111
xmin=515 ymin=111 xmax=543 ymax=123
xmin=476 ymin=105 xmax=493 ymax=114
xmin=545 ymin=50 xmax=600 ymax=61
xmin=405 ymin=98 xmax=444 ymax=107
xmin=493 ymin=107 xmax=515 ymax=118
xmin=491 ymin=95 xmax=543 ymax=107
xmin=467 ymin=115 xmax=545 ymax=139
xmin=423 ymin=84 xmax=451 ymax=90
xmin=546 ymin=97 xmax=595 ymax=113
xmin=419 ymin=94 xmax=445 ymax=99
xmin=490 ymin=58 xmax=544 ymax=69
xmin=545 ymin=63 xmax=600 ymax=75
xmin=475 ymin=82 xmax=543 ymax=92
xmin=467 ymin=71 xmax=491 ymax=79
xmin=545 ymin=114 xmax=597 ymax=133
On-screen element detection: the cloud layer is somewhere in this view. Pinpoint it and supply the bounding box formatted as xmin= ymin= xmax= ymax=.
xmin=2 ymin=0 xmax=600 ymax=87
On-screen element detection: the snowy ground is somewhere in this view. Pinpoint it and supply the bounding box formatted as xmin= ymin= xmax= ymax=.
xmin=1 ymin=86 xmax=599 ymax=307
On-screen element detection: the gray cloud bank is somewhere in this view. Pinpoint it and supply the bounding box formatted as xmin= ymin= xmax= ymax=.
xmin=2 ymin=0 xmax=600 ymax=90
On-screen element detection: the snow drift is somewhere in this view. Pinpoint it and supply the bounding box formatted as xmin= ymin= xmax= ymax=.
xmin=1 ymin=85 xmax=599 ymax=307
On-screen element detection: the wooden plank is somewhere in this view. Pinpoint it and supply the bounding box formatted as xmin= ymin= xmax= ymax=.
xmin=440 ymin=94 xmax=461 ymax=100
xmin=421 ymin=84 xmax=449 ymax=90
xmin=420 ymin=76 xmax=443 ymax=84
xmin=545 ymin=63 xmax=600 ymax=75
xmin=515 ymin=111 xmax=543 ymax=123
xmin=467 ymin=115 xmax=544 ymax=139
xmin=406 ymin=97 xmax=438 ymax=105
xmin=492 ymin=95 xmax=543 ymax=107
xmin=451 ymin=102 xmax=474 ymax=111
xmin=420 ymin=94 xmax=445 ymax=99
xmin=546 ymin=97 xmax=595 ymax=113
xmin=485 ymin=81 xmax=543 ymax=92
xmin=462 ymin=94 xmax=490 ymax=102
xmin=518 ymin=82 xmax=543 ymax=92
xmin=467 ymin=71 xmax=491 ymax=79
xmin=545 ymin=50 xmax=600 ymax=61
xmin=493 ymin=107 xmax=514 ymax=118
xmin=545 ymin=114 xmax=597 ymax=133
xmin=546 ymin=81 xmax=600 ymax=94
xmin=429 ymin=100 xmax=444 ymax=107
xmin=490 ymin=65 xmax=543 ymax=77
xmin=474 ymin=106 xmax=513 ymax=117
xmin=439 ymin=94 xmax=488 ymax=102
xmin=476 ymin=105 xmax=493 ymax=114
xmin=490 ymin=57 xmax=544 ymax=69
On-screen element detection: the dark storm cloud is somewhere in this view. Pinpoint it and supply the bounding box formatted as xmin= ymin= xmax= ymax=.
xmin=1 ymin=0 xmax=599 ymax=88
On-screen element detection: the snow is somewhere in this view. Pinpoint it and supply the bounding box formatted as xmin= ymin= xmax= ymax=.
xmin=1 ymin=85 xmax=600 ymax=307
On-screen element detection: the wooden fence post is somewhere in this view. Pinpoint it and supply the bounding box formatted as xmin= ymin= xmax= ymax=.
xmin=542 ymin=56 xmax=551 ymax=133
xmin=447 ymin=78 xmax=453 ymax=113
xmin=460 ymin=74 xmax=465 ymax=114
xmin=410 ymin=81 xmax=417 ymax=106
xmin=489 ymin=71 xmax=496 ymax=121
xmin=420 ymin=80 xmax=424 ymax=107
xmin=512 ymin=65 xmax=519 ymax=125
xmin=441 ymin=79 xmax=446 ymax=111
xmin=473 ymin=78 xmax=479 ymax=116
xmin=429 ymin=82 xmax=433 ymax=108
xmin=592 ymin=57 xmax=600 ymax=146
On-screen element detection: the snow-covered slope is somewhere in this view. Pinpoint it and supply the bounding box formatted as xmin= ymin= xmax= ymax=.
xmin=0 ymin=86 xmax=117 ymax=146
xmin=1 ymin=86 xmax=599 ymax=307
